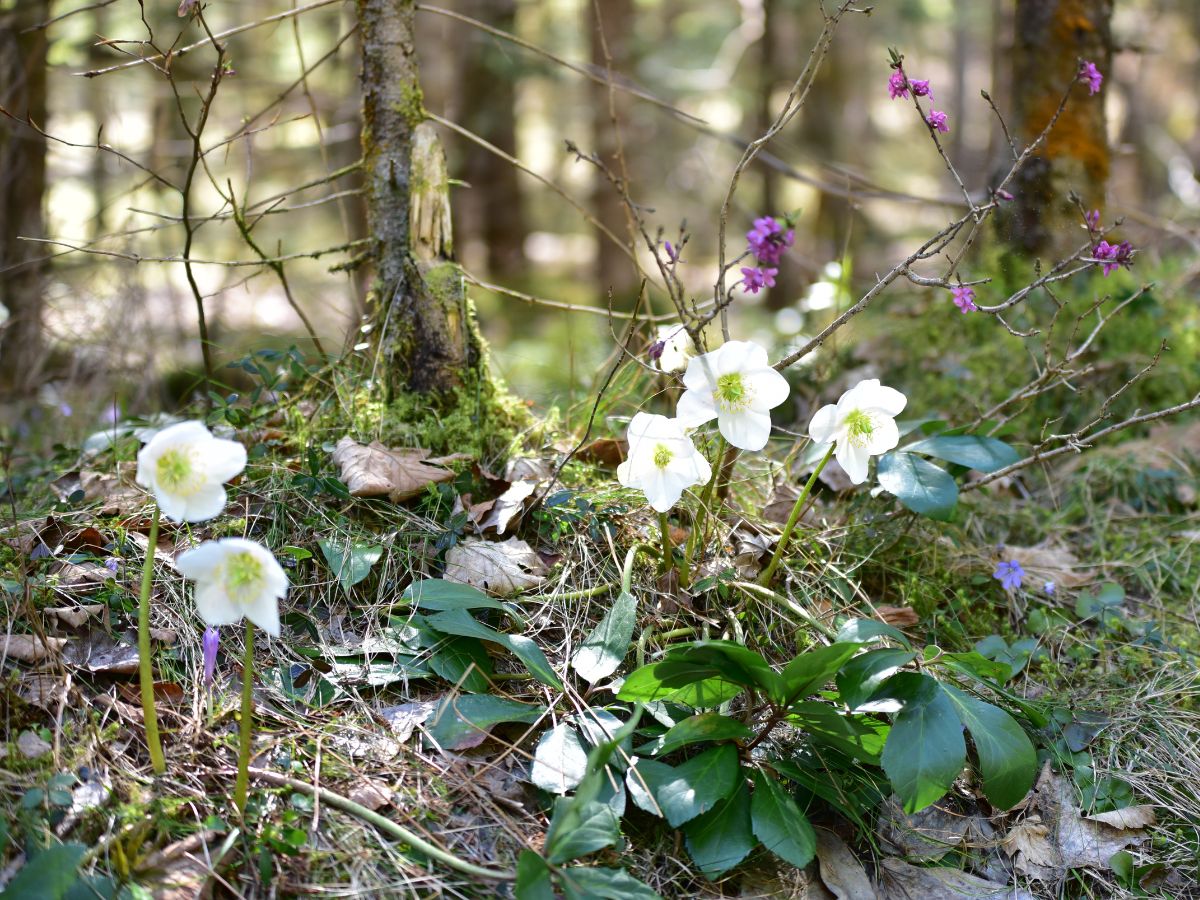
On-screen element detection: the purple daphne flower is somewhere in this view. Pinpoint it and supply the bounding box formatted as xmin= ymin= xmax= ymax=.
xmin=910 ymin=79 xmax=932 ymax=98
xmin=1079 ymin=60 xmax=1103 ymax=95
xmin=993 ymin=560 xmax=1025 ymax=592
xmin=888 ymin=70 xmax=909 ymax=100
xmin=202 ymin=627 xmax=219 ymax=688
xmin=951 ymin=284 xmax=978 ymax=314
xmin=104 ymin=557 xmax=120 ymax=574
xmin=1093 ymin=239 xmax=1134 ymax=276
xmin=740 ymin=266 xmax=778 ymax=294
xmin=926 ymin=110 xmax=949 ymax=133
xmin=746 ymin=216 xmax=794 ymax=266
xmin=1085 ymin=209 xmax=1101 ymax=231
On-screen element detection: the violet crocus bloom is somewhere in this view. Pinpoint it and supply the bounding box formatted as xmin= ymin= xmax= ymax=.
xmin=202 ymin=627 xmax=219 ymax=688
xmin=1079 ymin=60 xmax=1103 ymax=95
xmin=910 ymin=78 xmax=932 ymax=98
xmin=888 ymin=70 xmax=909 ymax=100
xmin=746 ymin=216 xmax=794 ymax=266
xmin=951 ymin=284 xmax=978 ymax=314
xmin=926 ymin=110 xmax=949 ymax=133
xmin=993 ymin=560 xmax=1025 ymax=592
xmin=740 ymin=266 xmax=778 ymax=294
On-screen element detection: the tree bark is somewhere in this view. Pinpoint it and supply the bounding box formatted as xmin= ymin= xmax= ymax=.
xmin=359 ymin=0 xmax=483 ymax=400
xmin=0 ymin=1 xmax=49 ymax=396
xmin=998 ymin=0 xmax=1113 ymax=257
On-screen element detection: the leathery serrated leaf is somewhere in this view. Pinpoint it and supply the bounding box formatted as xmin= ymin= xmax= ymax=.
xmin=402 ymin=578 xmax=511 ymax=613
xmin=837 ymin=649 xmax=917 ymax=711
xmin=881 ymin=679 xmax=967 ymax=813
xmin=629 ymin=744 xmax=739 ymax=827
xmin=425 ymin=608 xmax=562 ymax=689
xmin=640 ymin=712 xmax=753 ymax=757
xmin=904 ymin=434 xmax=1020 ymax=472
xmin=876 ymin=452 xmax=959 ymax=520
xmin=318 ymin=539 xmax=383 ymax=593
xmin=571 ymin=591 xmax=637 ymax=684
xmin=530 ymin=724 xmax=589 ymax=795
xmin=941 ymin=684 xmax=1037 ymax=809
xmin=559 ymin=866 xmax=664 ymax=899
xmin=426 ymin=694 xmax=545 ymax=750
xmin=751 ymin=770 xmax=816 ymax=868
xmin=682 ymin=778 xmax=755 ymax=879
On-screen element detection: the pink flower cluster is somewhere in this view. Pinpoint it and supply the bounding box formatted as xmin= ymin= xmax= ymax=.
xmin=888 ymin=66 xmax=948 ymax=133
xmin=1093 ymin=239 xmax=1133 ymax=277
xmin=740 ymin=215 xmax=794 ymax=294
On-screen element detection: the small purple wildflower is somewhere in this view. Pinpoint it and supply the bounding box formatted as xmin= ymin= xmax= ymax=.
xmin=1093 ymin=239 xmax=1134 ymax=276
xmin=910 ymin=79 xmax=933 ymax=98
xmin=663 ymin=240 xmax=681 ymax=263
xmin=202 ymin=627 xmax=219 ymax=688
xmin=740 ymin=266 xmax=778 ymax=294
xmin=104 ymin=557 xmax=120 ymax=574
xmin=1044 ymin=581 xmax=1056 ymax=596
xmin=993 ymin=559 xmax=1025 ymax=592
xmin=888 ymin=70 xmax=909 ymax=100
xmin=746 ymin=216 xmax=795 ymax=266
xmin=926 ymin=110 xmax=949 ymax=133
xmin=1085 ymin=209 xmax=1101 ymax=231
xmin=1079 ymin=60 xmax=1103 ymax=95
xmin=647 ymin=339 xmax=665 ymax=362
xmin=951 ymin=284 xmax=978 ymax=314
xmin=59 ymin=403 xmax=73 ymax=417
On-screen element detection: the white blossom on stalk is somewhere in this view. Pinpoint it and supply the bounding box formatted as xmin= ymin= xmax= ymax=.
xmin=135 ymin=421 xmax=246 ymax=522
xmin=675 ymin=340 xmax=791 ymax=451
xmin=808 ymin=379 xmax=907 ymax=484
xmin=617 ymin=413 xmax=712 ymax=512
xmin=653 ymin=325 xmax=694 ymax=373
xmin=176 ymin=538 xmax=287 ymax=637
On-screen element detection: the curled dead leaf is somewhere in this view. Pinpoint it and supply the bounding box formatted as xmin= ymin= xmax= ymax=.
xmin=1084 ymin=805 xmax=1156 ymax=830
xmin=45 ymin=604 xmax=104 ymax=628
xmin=1 ymin=633 xmax=66 ymax=662
xmin=815 ymin=829 xmax=878 ymax=900
xmin=331 ymin=437 xmax=460 ymax=502
xmin=480 ymin=480 xmax=536 ymax=533
xmin=876 ymin=605 xmax=920 ymax=628
xmin=444 ymin=537 xmax=547 ymax=596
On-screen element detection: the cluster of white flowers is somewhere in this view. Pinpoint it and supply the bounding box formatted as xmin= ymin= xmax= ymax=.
xmin=620 ymin=334 xmax=907 ymax=510
xmin=137 ymin=421 xmax=286 ymax=636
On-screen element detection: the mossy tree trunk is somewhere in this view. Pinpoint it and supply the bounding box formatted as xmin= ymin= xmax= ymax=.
xmin=358 ymin=0 xmax=484 ymax=401
xmin=997 ymin=0 xmax=1112 ymax=257
xmin=0 ymin=0 xmax=48 ymax=397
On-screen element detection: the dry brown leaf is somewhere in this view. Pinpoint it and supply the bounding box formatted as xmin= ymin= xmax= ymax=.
xmin=378 ymin=700 xmax=436 ymax=742
xmin=1 ymin=633 xmax=66 ymax=662
xmin=480 ymin=480 xmax=536 ymax=533
xmin=876 ymin=796 xmax=972 ymax=861
xmin=879 ymin=859 xmax=1033 ymax=900
xmin=17 ymin=730 xmax=51 ymax=759
xmin=505 ymin=456 xmax=553 ymax=482
xmin=876 ymin=606 xmax=921 ymax=628
xmin=53 ymin=562 xmax=110 ymax=592
xmin=1003 ymin=544 xmax=1091 ymax=589
xmin=1084 ymin=805 xmax=1156 ymax=830
xmin=576 ymin=437 xmax=626 ymax=467
xmin=444 ymin=537 xmax=547 ymax=596
xmin=45 ymin=604 xmax=104 ymax=628
xmin=815 ymin=829 xmax=878 ymax=900
xmin=348 ymin=779 xmax=393 ymax=811
xmin=17 ymin=673 xmax=68 ymax=711
xmin=62 ymin=630 xmax=139 ymax=675
xmin=331 ymin=436 xmax=458 ymax=502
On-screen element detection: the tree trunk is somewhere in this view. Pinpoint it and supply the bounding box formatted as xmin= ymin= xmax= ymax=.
xmin=359 ymin=0 xmax=483 ymax=400
xmin=588 ymin=0 xmax=639 ymax=306
xmin=998 ymin=0 xmax=1112 ymax=257
xmin=0 ymin=1 xmax=49 ymax=397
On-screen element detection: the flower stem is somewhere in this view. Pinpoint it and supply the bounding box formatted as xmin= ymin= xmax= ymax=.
xmin=757 ymin=443 xmax=836 ymax=586
xmin=136 ymin=505 xmax=165 ymax=775
xmin=685 ymin=434 xmax=727 ymax=568
xmin=234 ymin=620 xmax=254 ymax=816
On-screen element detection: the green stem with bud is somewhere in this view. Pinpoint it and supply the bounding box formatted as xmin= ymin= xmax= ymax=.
xmin=758 ymin=443 xmax=836 ymax=586
xmin=136 ymin=505 xmax=165 ymax=775
xmin=234 ymin=620 xmax=254 ymax=816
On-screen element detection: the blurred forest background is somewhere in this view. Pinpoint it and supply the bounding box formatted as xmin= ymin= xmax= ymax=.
xmin=2 ymin=0 xmax=1199 ymax=442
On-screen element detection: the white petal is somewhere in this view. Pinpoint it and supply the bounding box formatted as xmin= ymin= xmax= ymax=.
xmin=135 ymin=443 xmax=159 ymax=490
xmin=145 ymin=420 xmax=211 ymax=452
xmin=616 ymin=459 xmax=634 ymax=488
xmin=205 ymin=438 xmax=248 ymax=484
xmin=176 ymin=541 xmax=230 ymax=579
xmin=863 ymin=416 xmax=900 ymax=456
xmin=642 ymin=468 xmax=684 ymax=512
xmin=179 ymin=483 xmax=229 ymax=523
xmin=719 ymin=409 xmax=772 ymax=451
xmin=836 ymin=442 xmax=871 ymax=484
xmin=746 ymin=367 xmax=790 ymax=412
xmin=676 ymin=388 xmax=718 ymax=428
xmin=809 ymin=404 xmax=841 ymax=444
xmin=862 ymin=385 xmax=908 ymax=417
xmin=682 ymin=353 xmax=719 ymax=392
xmin=243 ymin=591 xmax=282 ymax=638
xmin=193 ymin=581 xmax=241 ymax=627
xmin=155 ymin=491 xmax=190 ymax=523
xmin=668 ymin=450 xmax=711 ymax=488
xmin=715 ymin=340 xmax=767 ymax=375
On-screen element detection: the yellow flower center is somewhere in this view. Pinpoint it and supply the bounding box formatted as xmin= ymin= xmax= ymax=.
xmin=715 ymin=372 xmax=750 ymax=412
xmin=224 ymin=551 xmax=264 ymax=606
xmin=652 ymin=443 xmax=674 ymax=468
xmin=844 ymin=409 xmax=875 ymax=447
xmin=156 ymin=447 xmax=202 ymax=495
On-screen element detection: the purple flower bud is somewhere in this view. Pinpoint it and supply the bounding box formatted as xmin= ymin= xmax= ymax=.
xmin=910 ymin=79 xmax=932 ymax=98
xmin=951 ymin=284 xmax=978 ymax=314
xmin=1079 ymin=60 xmax=1103 ymax=95
xmin=887 ymin=70 xmax=909 ymax=100
xmin=926 ymin=110 xmax=949 ymax=133
xmin=994 ymin=188 xmax=1014 ymax=202
xmin=1085 ymin=209 xmax=1101 ymax=231
xmin=202 ymin=627 xmax=219 ymax=688
xmin=663 ymin=241 xmax=680 ymax=263
xmin=1092 ymin=239 xmax=1134 ymax=276
xmin=647 ymin=339 xmax=665 ymax=362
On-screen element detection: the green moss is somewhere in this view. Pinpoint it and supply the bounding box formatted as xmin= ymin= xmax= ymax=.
xmin=394 ymin=79 xmax=426 ymax=129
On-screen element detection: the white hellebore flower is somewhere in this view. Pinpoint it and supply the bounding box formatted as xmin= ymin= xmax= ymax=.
xmin=617 ymin=412 xmax=712 ymax=512
xmin=808 ymin=379 xmax=907 ymax=485
xmin=136 ymin=420 xmax=247 ymax=522
xmin=176 ymin=538 xmax=287 ymax=637
xmin=675 ymin=340 xmax=791 ymax=452
xmin=653 ymin=325 xmax=694 ymax=374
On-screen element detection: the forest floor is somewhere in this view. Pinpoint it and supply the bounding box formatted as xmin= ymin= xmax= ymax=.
xmin=2 ymin=270 xmax=1199 ymax=899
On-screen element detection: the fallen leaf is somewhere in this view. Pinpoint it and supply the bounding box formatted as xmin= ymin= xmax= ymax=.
xmin=444 ymin=537 xmax=547 ymax=596
xmin=877 ymin=796 xmax=971 ymax=861
xmin=876 ymin=606 xmax=920 ymax=628
xmin=17 ymin=730 xmax=51 ymax=759
xmin=53 ymin=562 xmax=111 ymax=592
xmin=331 ymin=437 xmax=458 ymax=502
xmin=1001 ymin=544 xmax=1091 ymax=589
xmin=505 ymin=456 xmax=552 ymax=482
xmin=378 ymin=700 xmax=436 ymax=742
xmin=1002 ymin=763 xmax=1150 ymax=880
xmin=1 ymin=634 xmax=66 ymax=662
xmin=879 ymin=858 xmax=1033 ymax=899
xmin=62 ymin=630 xmax=139 ymax=675
xmin=815 ymin=829 xmax=878 ymax=900
xmin=480 ymin=480 xmax=536 ymax=533
xmin=70 ymin=779 xmax=110 ymax=816
xmin=576 ymin=437 xmax=626 ymax=467
xmin=1084 ymin=805 xmax=1156 ymax=830
xmin=17 ymin=673 xmax=68 ymax=711
xmin=45 ymin=605 xmax=105 ymax=628
xmin=117 ymin=681 xmax=185 ymax=706
xmin=348 ymin=779 xmax=393 ymax=811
